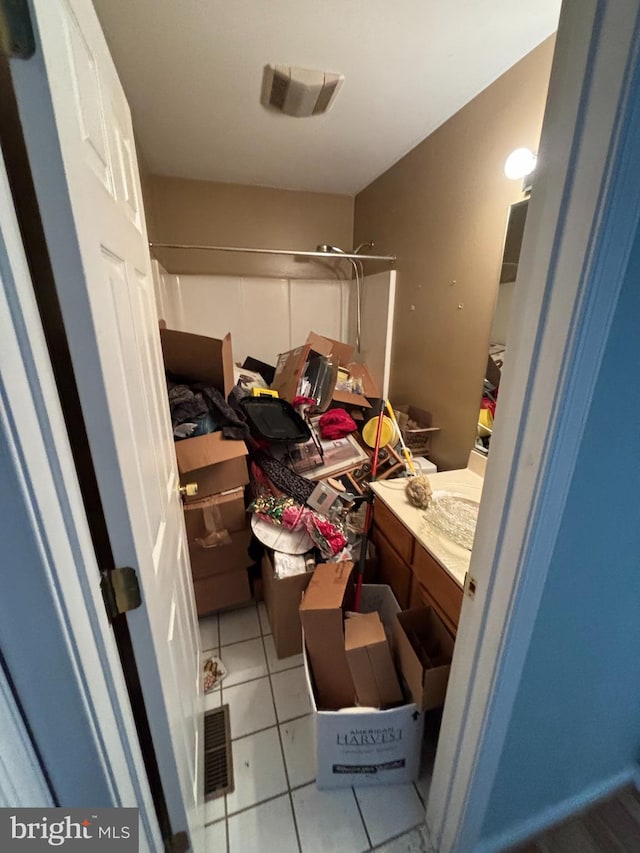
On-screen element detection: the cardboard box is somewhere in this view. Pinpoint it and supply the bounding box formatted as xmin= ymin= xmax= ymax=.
xmin=334 ymin=362 xmax=379 ymax=409
xmin=184 ymin=488 xmax=246 ymax=541
xmin=272 ymin=332 xmax=378 ymax=409
xmin=160 ymin=328 xmax=248 ymax=499
xmin=306 ymin=333 xmax=380 ymax=407
xmin=305 ymin=332 xmax=354 ymax=370
xmin=303 ymin=585 xmax=424 ymax=788
xmin=394 ymin=607 xmax=455 ymax=711
xmin=193 ymin=568 xmax=251 ymax=615
xmin=344 ymin=611 xmax=403 ymax=709
xmin=160 ymin=327 xmax=235 ymax=398
xmin=175 ymin=432 xmax=248 ymax=500
xmin=394 ymin=404 xmax=440 ymax=457
xmin=261 ymin=551 xmax=314 ymax=659
xmin=299 ymin=562 xmax=356 ymax=710
xmin=185 ymin=512 xmax=252 ymax=580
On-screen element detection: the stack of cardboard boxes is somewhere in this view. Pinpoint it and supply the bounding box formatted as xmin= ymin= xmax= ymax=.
xmin=299 ymin=562 xmax=454 ymax=788
xmin=160 ymin=328 xmax=252 ymax=614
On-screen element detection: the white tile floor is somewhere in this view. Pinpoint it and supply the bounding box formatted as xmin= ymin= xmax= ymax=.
xmin=200 ymin=601 xmax=436 ymax=853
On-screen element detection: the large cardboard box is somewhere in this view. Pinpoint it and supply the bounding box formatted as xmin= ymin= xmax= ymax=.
xmin=193 ymin=568 xmax=251 ymax=614
xmin=307 ymin=333 xmax=380 ymax=408
xmin=183 ymin=490 xmax=251 ymax=580
xmin=183 ymin=488 xmax=246 ymax=542
xmin=272 ymin=332 xmax=378 ymax=409
xmin=175 ymin=433 xmax=248 ymax=499
xmin=160 ymin=328 xmax=248 ymax=499
xmin=160 ymin=327 xmax=235 ymax=398
xmin=187 ymin=528 xmax=253 ymax=581
xmin=344 ymin=611 xmax=403 ymax=709
xmin=303 ymin=585 xmax=425 ymax=788
xmin=394 ymin=607 xmax=455 ymax=711
xmin=261 ymin=551 xmax=314 ymax=659
xmin=299 ymin=562 xmax=356 ymax=710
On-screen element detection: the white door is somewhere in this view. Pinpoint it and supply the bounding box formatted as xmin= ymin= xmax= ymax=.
xmin=9 ymin=1 xmax=203 ymax=848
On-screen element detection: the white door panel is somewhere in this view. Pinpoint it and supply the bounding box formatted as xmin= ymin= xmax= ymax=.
xmin=12 ymin=0 xmax=203 ymax=848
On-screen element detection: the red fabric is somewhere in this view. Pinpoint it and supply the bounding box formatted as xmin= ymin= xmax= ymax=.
xmin=318 ymin=408 xmax=358 ymax=440
xmin=293 ymin=396 xmax=316 ymax=408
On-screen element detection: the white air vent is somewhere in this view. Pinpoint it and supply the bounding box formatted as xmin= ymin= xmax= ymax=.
xmin=261 ymin=64 xmax=344 ymax=117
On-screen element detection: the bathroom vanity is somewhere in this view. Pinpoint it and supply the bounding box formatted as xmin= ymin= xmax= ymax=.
xmin=370 ymin=454 xmax=484 ymax=635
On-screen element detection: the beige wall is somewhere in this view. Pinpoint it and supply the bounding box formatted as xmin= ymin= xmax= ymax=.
xmin=354 ymin=37 xmax=555 ymax=470
xmin=145 ymin=176 xmax=354 ymax=280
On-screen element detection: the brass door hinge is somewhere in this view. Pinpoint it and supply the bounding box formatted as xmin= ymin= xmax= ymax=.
xmin=464 ymin=571 xmax=477 ymax=599
xmin=101 ymin=567 xmax=142 ymax=620
xmin=0 ymin=0 xmax=35 ymax=58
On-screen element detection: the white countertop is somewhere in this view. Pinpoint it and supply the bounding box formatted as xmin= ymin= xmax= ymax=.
xmin=370 ymin=465 xmax=484 ymax=588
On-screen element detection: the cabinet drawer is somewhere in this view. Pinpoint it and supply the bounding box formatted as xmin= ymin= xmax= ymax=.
xmin=413 ymin=544 xmax=463 ymax=629
xmin=372 ymin=499 xmax=414 ymax=564
xmin=373 ymin=530 xmax=412 ymax=609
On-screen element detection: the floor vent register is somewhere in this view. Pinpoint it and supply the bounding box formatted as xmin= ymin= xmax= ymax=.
xmin=204 ymin=704 xmax=234 ymax=800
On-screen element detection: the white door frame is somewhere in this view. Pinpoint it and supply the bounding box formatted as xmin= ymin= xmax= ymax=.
xmin=429 ymin=1 xmax=640 ymax=849
xmin=0 ymin=144 xmax=161 ymax=850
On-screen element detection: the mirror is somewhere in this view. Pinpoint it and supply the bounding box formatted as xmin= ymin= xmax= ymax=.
xmin=477 ymin=198 xmax=530 ymax=453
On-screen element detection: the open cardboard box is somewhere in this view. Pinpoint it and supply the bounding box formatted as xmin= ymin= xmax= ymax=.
xmin=344 ymin=611 xmax=403 ymax=709
xmin=261 ymin=550 xmax=315 ymax=659
xmin=394 ymin=607 xmax=455 ymax=711
xmin=299 ymin=561 xmax=356 ymax=710
xmin=272 ymin=332 xmax=379 ymax=409
xmin=160 ymin=328 xmax=248 ymax=499
xmin=302 ymin=583 xmax=425 ymax=789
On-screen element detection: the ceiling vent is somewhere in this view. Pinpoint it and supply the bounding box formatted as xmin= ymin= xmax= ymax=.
xmin=261 ymin=64 xmax=344 ymax=117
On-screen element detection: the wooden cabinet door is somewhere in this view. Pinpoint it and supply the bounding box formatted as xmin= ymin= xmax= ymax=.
xmin=413 ymin=544 xmax=463 ymax=630
xmin=373 ymin=500 xmax=414 ymax=563
xmin=372 ymin=527 xmax=412 ymax=609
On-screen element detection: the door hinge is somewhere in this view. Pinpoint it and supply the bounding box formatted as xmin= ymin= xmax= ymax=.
xmin=0 ymin=0 xmax=35 ymax=59
xmin=101 ymin=567 xmax=142 ymax=620
xmin=464 ymin=571 xmax=477 ymax=599
xmin=164 ymin=831 xmax=190 ymax=853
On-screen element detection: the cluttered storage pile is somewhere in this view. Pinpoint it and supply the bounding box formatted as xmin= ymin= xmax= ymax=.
xmin=161 ymin=325 xmax=452 ymax=786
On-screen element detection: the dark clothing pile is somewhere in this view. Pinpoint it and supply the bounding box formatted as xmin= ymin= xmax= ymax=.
xmin=167 ymin=379 xmax=250 ymax=441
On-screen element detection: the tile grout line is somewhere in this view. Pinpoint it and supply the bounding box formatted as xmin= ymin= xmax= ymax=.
xmin=227 ymin=710 xmax=312 ymax=745
xmin=368 ymin=822 xmax=430 ymax=851
xmin=351 ymin=786 xmax=373 ymax=851
xmin=225 ymin=788 xmax=298 ymax=822
xmin=221 ymin=660 xmax=306 ymax=694
xmin=260 ymin=626 xmax=304 ymax=853
xmin=217 ymin=615 xmax=231 ymax=853
xmin=223 ymin=600 xmax=259 ymax=853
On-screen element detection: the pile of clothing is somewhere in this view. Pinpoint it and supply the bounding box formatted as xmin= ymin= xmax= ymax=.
xmin=167 ymin=378 xmax=249 ymax=441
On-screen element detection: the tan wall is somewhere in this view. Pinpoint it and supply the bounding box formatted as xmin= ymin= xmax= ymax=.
xmin=145 ymin=176 xmax=354 ymax=280
xmin=354 ymin=37 xmax=555 ymax=470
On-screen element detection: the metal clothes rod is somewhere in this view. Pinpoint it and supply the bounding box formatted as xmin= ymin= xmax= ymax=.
xmin=148 ymin=241 xmax=396 ymax=262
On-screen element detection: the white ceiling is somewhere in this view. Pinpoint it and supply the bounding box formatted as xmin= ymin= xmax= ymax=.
xmin=93 ymin=0 xmax=561 ymax=196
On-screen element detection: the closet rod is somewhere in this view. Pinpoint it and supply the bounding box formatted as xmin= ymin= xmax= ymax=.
xmin=148 ymin=241 xmax=396 ymax=262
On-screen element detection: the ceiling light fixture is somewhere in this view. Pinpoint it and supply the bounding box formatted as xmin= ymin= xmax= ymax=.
xmin=261 ymin=64 xmax=344 ymax=117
